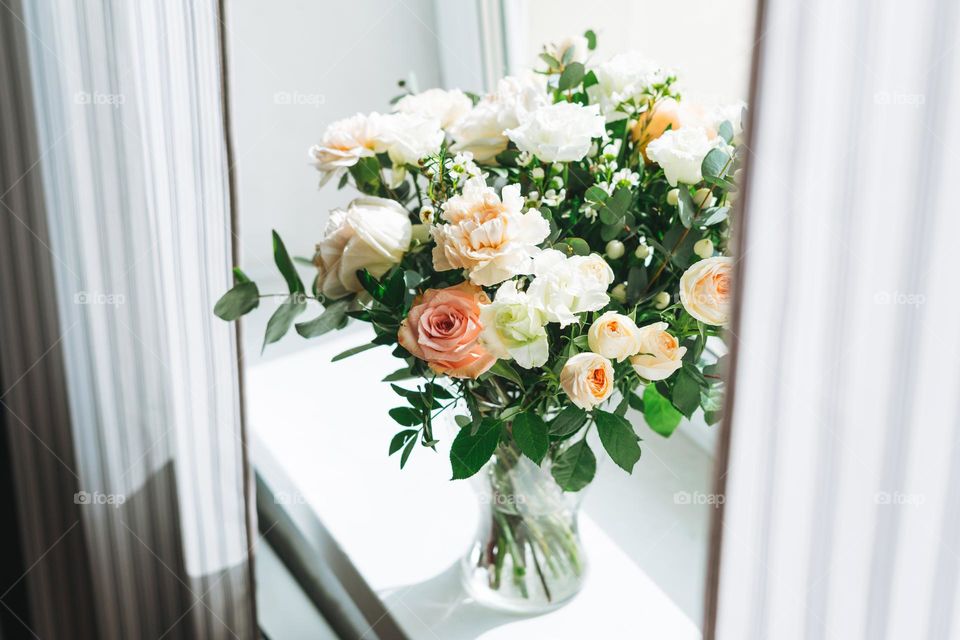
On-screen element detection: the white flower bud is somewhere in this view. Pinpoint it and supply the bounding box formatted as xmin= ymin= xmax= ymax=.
xmin=552 ymin=162 xmax=565 ymax=173
xmin=419 ymin=205 xmax=435 ymax=224
xmin=694 ymin=188 xmax=716 ymax=209
xmin=531 ymin=167 xmax=545 ymax=180
xmin=667 ymin=188 xmax=679 ymax=206
xmin=653 ymin=291 xmax=671 ymax=310
xmin=605 ymin=240 xmax=625 ymax=260
xmin=694 ymin=238 xmax=714 ymax=259
xmin=527 ymin=191 xmax=540 ymax=201
xmin=635 ymin=244 xmax=651 ymax=259
xmin=610 ymin=283 xmax=627 ymax=303
xmin=550 ymin=176 xmax=564 ymax=190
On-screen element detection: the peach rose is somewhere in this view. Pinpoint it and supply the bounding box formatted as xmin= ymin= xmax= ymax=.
xmin=629 ymin=322 xmax=686 ymax=381
xmin=397 ymin=282 xmax=496 ymax=379
xmin=560 ymin=352 xmax=615 ymax=410
xmin=679 ymin=256 xmax=734 ymax=326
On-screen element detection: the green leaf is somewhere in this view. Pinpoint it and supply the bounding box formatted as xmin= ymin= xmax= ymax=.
xmin=332 ymin=342 xmax=379 ymax=362
xmin=561 ymin=44 xmax=576 ymax=65
xmin=595 ymin=410 xmax=642 ymax=473
xmin=539 ymin=52 xmax=561 ymax=70
xmin=678 ymin=187 xmax=696 ymax=228
xmin=701 ymin=383 xmax=724 ymax=413
xmin=628 ymin=392 xmax=644 ymax=411
xmin=551 ymin=440 xmax=597 ymax=491
xmin=584 ymin=29 xmax=597 ymax=50
xmin=718 ymin=120 xmax=734 ymax=144
xmin=263 ymin=295 xmax=308 ymax=349
xmin=511 ymin=413 xmax=549 ymax=464
xmin=295 ymin=299 xmax=349 ymax=338
xmin=389 ymin=407 xmax=422 ymax=427
xmin=701 ymin=148 xmax=731 ymax=180
xmin=382 ymin=367 xmax=415 ymax=382
xmin=400 ymin=435 xmax=417 ymax=468
xmin=599 ymin=187 xmax=630 ymax=224
xmin=389 ymin=429 xmax=418 ymax=455
xmin=558 ymin=62 xmax=585 ymax=91
xmin=549 ymin=405 xmax=588 ymax=437
xmin=272 ymin=230 xmax=305 ymax=294
xmin=214 ymin=281 xmax=260 ymax=321
xmin=232 ymin=267 xmax=251 ymax=284
xmin=701 ymin=206 xmax=730 ymax=226
xmin=454 ymin=415 xmax=472 ymax=428
xmin=380 ymin=268 xmax=406 ymax=308
xmin=488 ymin=360 xmax=524 ymax=388
xmin=564 ymin=237 xmax=591 ymax=256
xmin=582 ymin=69 xmax=598 ymax=89
xmin=584 ymin=185 xmax=609 ymax=203
xmin=450 ymin=418 xmax=501 ymax=480
xmin=671 ymin=368 xmax=702 ymax=418
xmin=643 ymin=383 xmax=683 ymax=437
xmin=626 ymin=267 xmax=647 ymax=305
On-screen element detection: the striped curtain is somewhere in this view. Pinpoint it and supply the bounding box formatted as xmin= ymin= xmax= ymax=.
xmin=710 ymin=0 xmax=960 ymax=638
xmin=0 ymin=0 xmax=255 ymax=638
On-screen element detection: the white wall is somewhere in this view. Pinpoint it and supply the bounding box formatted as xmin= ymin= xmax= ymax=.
xmin=506 ymin=0 xmax=756 ymax=103
xmin=226 ymin=0 xmax=444 ymax=285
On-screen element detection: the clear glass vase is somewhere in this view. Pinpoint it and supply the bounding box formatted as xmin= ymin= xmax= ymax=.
xmin=461 ymin=441 xmax=588 ymax=613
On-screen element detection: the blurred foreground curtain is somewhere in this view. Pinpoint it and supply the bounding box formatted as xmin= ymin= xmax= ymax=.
xmin=710 ymin=0 xmax=960 ymax=638
xmin=0 ymin=0 xmax=255 ymax=638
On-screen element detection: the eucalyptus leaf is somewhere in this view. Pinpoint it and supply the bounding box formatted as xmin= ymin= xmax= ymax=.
xmin=389 ymin=407 xmax=422 ymax=427
xmin=213 ymin=282 xmax=259 ymax=321
xmin=558 ymin=62 xmax=585 ymax=91
xmin=263 ymin=295 xmax=308 ymax=349
xmin=701 ymin=148 xmax=731 ymax=180
xmin=295 ymin=299 xmax=348 ymax=338
xmin=332 ymin=343 xmax=379 ymax=362
xmin=389 ymin=429 xmax=417 ymax=455
xmin=272 ymin=230 xmax=305 ymax=294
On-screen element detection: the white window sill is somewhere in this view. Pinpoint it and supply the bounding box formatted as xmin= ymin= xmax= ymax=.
xmin=246 ymin=323 xmax=716 ymax=639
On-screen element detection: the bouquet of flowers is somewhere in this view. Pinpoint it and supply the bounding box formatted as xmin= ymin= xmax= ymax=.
xmin=216 ymin=31 xmax=742 ymax=610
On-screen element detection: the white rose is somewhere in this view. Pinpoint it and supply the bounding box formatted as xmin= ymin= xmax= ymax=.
xmin=545 ymin=35 xmax=590 ymax=64
xmin=646 ymin=127 xmax=723 ymax=186
xmin=370 ymin=112 xmax=444 ymax=167
xmin=526 ymin=250 xmax=613 ymax=327
xmin=587 ymin=52 xmax=668 ymax=119
xmin=314 ymin=197 xmax=412 ymax=299
xmin=506 ymin=102 xmax=605 ymax=163
xmin=708 ymin=101 xmax=747 ymax=145
xmin=450 ymin=74 xmax=549 ymax=162
xmin=588 ymin=311 xmax=642 ymax=362
xmin=394 ymin=88 xmax=473 ymax=129
xmin=629 ymin=322 xmax=686 ymax=381
xmin=679 ymin=256 xmax=734 ymax=326
xmin=560 ymin=352 xmax=615 ymax=410
xmin=308 ymin=113 xmax=377 ymax=185
xmin=479 ymin=281 xmax=549 ymax=369
xmin=431 ymin=177 xmax=550 ymax=286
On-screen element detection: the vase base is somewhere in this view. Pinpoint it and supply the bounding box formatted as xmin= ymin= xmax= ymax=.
xmin=460 ymin=551 xmax=586 ymax=615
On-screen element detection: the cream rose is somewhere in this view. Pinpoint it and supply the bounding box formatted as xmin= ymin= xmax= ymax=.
xmin=479 ymin=281 xmax=549 ymax=369
xmin=313 ymin=197 xmax=412 ymax=299
xmin=505 ymin=102 xmax=605 ymax=163
xmin=308 ymin=113 xmax=377 ymax=185
xmin=450 ymin=74 xmax=549 ymax=162
xmin=629 ymin=322 xmax=686 ymax=381
xmin=646 ymin=126 xmax=723 ymax=186
xmin=394 ymin=88 xmax=472 ymax=129
xmin=679 ymin=256 xmax=734 ymax=326
xmin=588 ymin=311 xmax=642 ymax=362
xmin=560 ymin=352 xmax=615 ymax=410
xmin=431 ymin=177 xmax=550 ymax=286
xmin=526 ymin=250 xmax=614 ymax=327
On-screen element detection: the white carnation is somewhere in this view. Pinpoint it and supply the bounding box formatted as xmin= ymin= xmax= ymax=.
xmin=370 ymin=112 xmax=444 ymax=167
xmin=526 ymin=249 xmax=614 ymax=327
xmin=646 ymin=127 xmax=722 ymax=186
xmin=449 ymin=74 xmax=549 ymax=162
xmin=587 ymin=52 xmax=668 ymax=119
xmin=505 ymin=102 xmax=605 ymax=163
xmin=308 ymin=113 xmax=377 ymax=185
xmin=394 ymin=88 xmax=472 ymax=129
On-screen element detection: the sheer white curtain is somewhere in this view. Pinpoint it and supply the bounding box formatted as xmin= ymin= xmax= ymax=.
xmin=711 ymin=0 xmax=960 ymax=638
xmin=0 ymin=0 xmax=255 ymax=637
